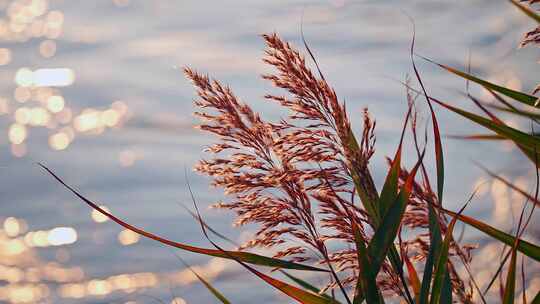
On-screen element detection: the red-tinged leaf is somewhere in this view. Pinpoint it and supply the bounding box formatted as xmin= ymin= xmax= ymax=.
xmin=486 ymin=104 xmax=540 ymax=122
xmin=39 ymin=163 xmax=327 ymax=272
xmin=509 ymin=0 xmax=540 ymax=23
xmin=447 ymin=134 xmax=507 ymax=141
xmin=243 ymin=265 xmax=340 ymax=304
xmin=410 ymin=28 xmax=445 ymax=204
xmin=441 ymin=208 xmax=540 ymax=262
xmin=403 ymin=250 xmax=420 ymax=299
xmin=431 ymin=112 xmax=445 ymax=204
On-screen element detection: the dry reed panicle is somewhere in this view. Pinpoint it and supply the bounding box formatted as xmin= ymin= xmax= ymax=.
xmin=185 ymin=33 xmax=475 ymax=299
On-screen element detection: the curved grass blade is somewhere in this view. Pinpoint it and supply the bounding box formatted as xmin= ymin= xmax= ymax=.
xmin=410 ymin=24 xmax=445 ymax=204
xmin=246 ymin=267 xmax=339 ymax=304
xmin=378 ymin=97 xmax=412 ymax=218
xmin=368 ymin=150 xmax=424 ymax=275
xmin=441 ymin=208 xmax=540 ymax=262
xmin=430 ymin=203 xmax=468 ymax=304
xmin=502 ymin=249 xmax=517 ymax=304
xmin=447 ymin=134 xmax=506 ymax=141
xmin=174 ymin=255 xmax=232 ymax=304
xmin=39 ymin=163 xmax=327 ymax=272
xmin=280 ymin=271 xmax=334 ymax=301
xmin=429 ymin=96 xmax=540 ymax=164
xmin=420 ymin=56 xmax=538 ymax=107
xmin=402 ymin=249 xmax=420 ymax=300
xmin=487 ymin=103 xmax=540 ymax=122
xmin=418 ymin=204 xmax=442 ymax=304
xmin=509 ymin=0 xmax=540 ymax=23
xmin=352 ymin=222 xmax=383 ymax=304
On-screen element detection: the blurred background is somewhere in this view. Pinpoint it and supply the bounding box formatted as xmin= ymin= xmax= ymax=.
xmin=0 ymin=0 xmax=539 ymax=303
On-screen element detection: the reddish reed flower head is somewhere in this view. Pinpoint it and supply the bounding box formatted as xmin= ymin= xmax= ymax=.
xmin=186 ymin=33 xmax=476 ymax=300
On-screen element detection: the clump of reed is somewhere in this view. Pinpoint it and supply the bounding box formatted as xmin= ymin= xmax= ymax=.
xmin=44 ymin=1 xmax=540 ymax=303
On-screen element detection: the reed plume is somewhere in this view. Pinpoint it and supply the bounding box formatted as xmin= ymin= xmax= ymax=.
xmin=186 ymin=33 xmax=475 ymax=299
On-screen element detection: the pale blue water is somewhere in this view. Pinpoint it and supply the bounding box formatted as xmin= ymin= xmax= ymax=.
xmin=1 ymin=1 xmax=539 ymax=303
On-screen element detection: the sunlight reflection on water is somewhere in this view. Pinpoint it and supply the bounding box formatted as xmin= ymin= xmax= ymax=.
xmin=1 ymin=0 xmax=539 ymax=303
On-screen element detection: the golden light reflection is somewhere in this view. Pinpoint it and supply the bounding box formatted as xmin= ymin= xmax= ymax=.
xmin=48 ymin=131 xmax=70 ymax=150
xmin=4 ymin=217 xmax=22 ymax=237
xmin=171 ymin=297 xmax=187 ymax=304
xmin=0 ymin=215 xmax=231 ymax=304
xmin=91 ymin=206 xmax=110 ymax=223
xmin=46 ymin=95 xmax=63 ymax=112
xmin=74 ymin=109 xmax=100 ymax=132
xmin=4 ymin=239 xmax=26 ymax=255
xmin=0 ymin=11 xmax=130 ymax=157
xmin=14 ymin=107 xmax=30 ymax=124
xmin=101 ymin=108 xmax=120 ymax=127
xmin=118 ymin=229 xmax=139 ymax=246
xmin=87 ymin=279 xmax=112 ymax=296
xmin=14 ymin=68 xmax=33 ymax=87
xmin=28 ymin=106 xmax=50 ymax=126
xmin=14 ymin=87 xmax=31 ymax=103
xmin=34 ymin=87 xmax=53 ymax=103
xmin=8 ymin=123 xmax=27 ymax=144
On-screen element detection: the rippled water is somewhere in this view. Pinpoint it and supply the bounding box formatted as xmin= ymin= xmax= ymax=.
xmin=1 ymin=0 xmax=539 ymax=303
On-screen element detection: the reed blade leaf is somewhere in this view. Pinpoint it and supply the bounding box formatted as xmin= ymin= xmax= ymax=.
xmin=175 ymin=256 xmax=232 ymax=304
xmin=418 ymin=205 xmax=441 ymax=304
xmin=352 ymin=222 xmax=384 ymax=304
xmin=502 ymin=249 xmax=518 ymax=304
xmin=403 ymin=250 xmax=420 ymax=300
xmin=430 ymin=204 xmax=466 ymax=304
xmin=421 ymin=57 xmax=538 ymax=107
xmin=367 ymin=152 xmax=424 ymax=275
xmin=442 ymin=209 xmax=540 ymax=262
xmin=509 ymin=0 xmax=540 ymax=23
xmin=280 ymin=271 xmax=333 ymax=300
xmin=430 ymin=96 xmax=540 ymax=165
